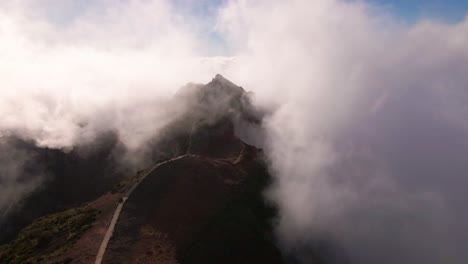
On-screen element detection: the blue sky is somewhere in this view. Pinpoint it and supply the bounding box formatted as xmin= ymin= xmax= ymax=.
xmin=171 ymin=0 xmax=468 ymax=54
xmin=368 ymin=0 xmax=468 ymax=23
xmin=39 ymin=0 xmax=468 ymax=27
xmin=181 ymin=0 xmax=468 ymax=24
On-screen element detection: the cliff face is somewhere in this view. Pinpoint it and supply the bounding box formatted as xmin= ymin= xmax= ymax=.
xmin=0 ymin=75 xmax=285 ymax=264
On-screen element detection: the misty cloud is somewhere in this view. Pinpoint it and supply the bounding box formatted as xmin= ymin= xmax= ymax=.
xmin=1 ymin=1 xmax=468 ymax=263
xmin=0 ymin=138 xmax=45 ymax=220
xmin=217 ymin=0 xmax=468 ymax=263
xmin=0 ymin=0 xmax=231 ymax=149
xmin=0 ymin=0 xmax=231 ymax=225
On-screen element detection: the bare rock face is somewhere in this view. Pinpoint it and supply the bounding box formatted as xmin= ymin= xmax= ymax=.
xmin=175 ymin=74 xmax=261 ymax=125
xmin=0 ymin=75 xmax=284 ymax=264
xmin=147 ymin=73 xmax=264 ymax=161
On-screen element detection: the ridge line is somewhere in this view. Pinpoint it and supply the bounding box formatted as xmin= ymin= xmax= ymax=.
xmin=95 ymin=154 xmax=187 ymax=264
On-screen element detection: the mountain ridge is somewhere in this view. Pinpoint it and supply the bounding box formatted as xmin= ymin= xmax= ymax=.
xmin=0 ymin=75 xmax=290 ymax=264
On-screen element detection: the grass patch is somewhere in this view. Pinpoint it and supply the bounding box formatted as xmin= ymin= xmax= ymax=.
xmin=0 ymin=206 xmax=98 ymax=264
xmin=110 ymin=177 xmax=132 ymax=194
xmin=110 ymin=167 xmax=155 ymax=194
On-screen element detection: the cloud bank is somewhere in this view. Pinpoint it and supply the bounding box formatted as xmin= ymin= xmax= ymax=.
xmin=0 ymin=0 xmax=239 ymax=148
xmin=0 ymin=0 xmax=230 ymax=219
xmin=1 ymin=0 xmax=468 ymax=263
xmin=217 ymin=0 xmax=468 ymax=263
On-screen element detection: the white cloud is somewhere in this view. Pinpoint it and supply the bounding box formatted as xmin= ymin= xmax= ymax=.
xmin=217 ymin=0 xmax=468 ymax=263
xmin=1 ymin=0 xmax=468 ymax=263
xmin=0 ymin=0 xmax=232 ymax=216
xmin=0 ymin=0 xmax=233 ymax=148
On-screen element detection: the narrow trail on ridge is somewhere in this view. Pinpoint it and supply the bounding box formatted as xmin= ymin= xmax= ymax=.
xmin=95 ymin=155 xmax=187 ymax=264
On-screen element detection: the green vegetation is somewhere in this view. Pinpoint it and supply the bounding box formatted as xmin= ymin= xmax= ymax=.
xmin=110 ymin=167 xmax=154 ymax=194
xmin=110 ymin=177 xmax=132 ymax=194
xmin=0 ymin=206 xmax=98 ymax=264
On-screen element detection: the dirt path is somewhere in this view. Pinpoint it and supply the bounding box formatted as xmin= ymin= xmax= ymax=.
xmin=95 ymin=155 xmax=187 ymax=264
xmin=94 ymin=197 xmax=127 ymax=264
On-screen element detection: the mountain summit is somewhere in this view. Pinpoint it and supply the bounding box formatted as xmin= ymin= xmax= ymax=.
xmin=0 ymin=75 xmax=285 ymax=264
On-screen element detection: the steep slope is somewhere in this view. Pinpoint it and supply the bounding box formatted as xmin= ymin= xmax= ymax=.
xmin=101 ymin=146 xmax=282 ymax=264
xmin=0 ymin=75 xmax=285 ymax=263
xmin=0 ymin=132 xmax=128 ymax=244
